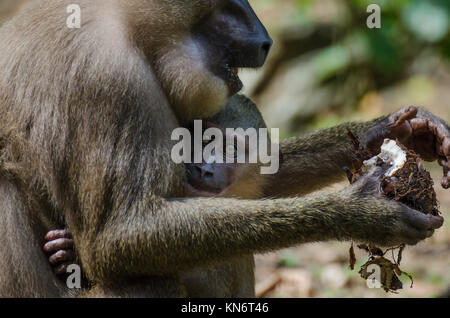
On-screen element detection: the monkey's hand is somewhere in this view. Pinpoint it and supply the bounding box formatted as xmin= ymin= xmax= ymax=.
xmin=364 ymin=106 xmax=450 ymax=188
xmin=344 ymin=166 xmax=444 ymax=247
xmin=43 ymin=229 xmax=75 ymax=275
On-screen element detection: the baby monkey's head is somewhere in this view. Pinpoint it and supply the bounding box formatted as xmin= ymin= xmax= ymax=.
xmin=185 ymin=95 xmax=270 ymax=199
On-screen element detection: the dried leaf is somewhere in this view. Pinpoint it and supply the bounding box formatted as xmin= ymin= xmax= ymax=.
xmin=349 ymin=242 xmax=356 ymax=270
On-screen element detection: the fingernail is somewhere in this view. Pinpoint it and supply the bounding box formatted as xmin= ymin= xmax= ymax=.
xmin=442 ymin=177 xmax=450 ymax=189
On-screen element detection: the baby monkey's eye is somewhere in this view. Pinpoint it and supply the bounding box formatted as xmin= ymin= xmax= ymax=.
xmin=202 ymin=136 xmax=215 ymax=146
xmin=225 ymin=144 xmax=237 ymax=158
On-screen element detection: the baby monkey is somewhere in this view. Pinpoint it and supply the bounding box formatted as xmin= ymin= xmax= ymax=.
xmin=44 ymin=95 xmax=272 ymax=280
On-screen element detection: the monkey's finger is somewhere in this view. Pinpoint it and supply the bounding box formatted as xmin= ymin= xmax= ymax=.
xmin=439 ymin=158 xmax=450 ymax=189
xmin=401 ymin=206 xmax=444 ymax=231
xmin=396 ymin=222 xmax=436 ymax=246
xmin=436 ymin=126 xmax=450 ymax=152
xmin=409 ymin=118 xmax=429 ymax=134
xmin=367 ymin=165 xmax=385 ymax=177
xmin=343 ymin=167 xmax=353 ymax=183
xmin=54 ymin=263 xmax=70 ymax=276
xmin=354 ymin=166 xmax=385 ymax=194
xmin=437 ymin=140 xmax=450 ymax=189
xmin=401 ymin=233 xmax=428 ymax=246
xmin=49 ymin=250 xmax=75 ymax=265
xmin=366 ymin=166 xmax=386 ymax=182
xmin=389 ymin=106 xmax=418 ymax=127
xmin=45 ymin=229 xmax=72 ymax=241
xmin=441 ymin=130 xmax=450 ymax=186
xmin=442 ymin=178 xmax=450 ymax=189
xmin=431 ymin=121 xmax=450 ymax=156
xmin=442 ymin=170 xmax=450 ymax=189
xmin=43 ymin=238 xmax=74 ymax=253
xmin=443 ymin=135 xmax=450 ymax=157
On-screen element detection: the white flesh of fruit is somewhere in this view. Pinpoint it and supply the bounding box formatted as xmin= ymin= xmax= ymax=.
xmin=360 ymin=139 xmax=408 ymax=177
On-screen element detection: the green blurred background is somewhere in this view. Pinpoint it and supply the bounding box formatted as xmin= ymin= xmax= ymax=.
xmin=1 ymin=0 xmax=449 ymax=298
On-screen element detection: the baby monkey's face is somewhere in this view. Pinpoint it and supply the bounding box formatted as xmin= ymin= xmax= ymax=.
xmin=186 ymin=125 xmax=250 ymax=197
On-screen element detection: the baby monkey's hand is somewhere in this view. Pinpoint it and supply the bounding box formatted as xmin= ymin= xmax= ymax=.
xmin=43 ymin=229 xmax=75 ymax=275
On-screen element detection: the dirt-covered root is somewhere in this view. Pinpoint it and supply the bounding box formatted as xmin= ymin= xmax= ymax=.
xmin=345 ymin=134 xmax=439 ymax=293
xmin=348 ymin=135 xmax=439 ymax=216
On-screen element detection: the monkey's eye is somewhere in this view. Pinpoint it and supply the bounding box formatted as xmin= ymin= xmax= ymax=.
xmin=202 ymin=136 xmax=215 ymax=146
xmin=225 ymin=144 xmax=237 ymax=159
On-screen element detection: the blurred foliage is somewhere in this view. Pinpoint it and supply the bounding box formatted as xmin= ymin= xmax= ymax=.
xmin=248 ymin=0 xmax=450 ymax=134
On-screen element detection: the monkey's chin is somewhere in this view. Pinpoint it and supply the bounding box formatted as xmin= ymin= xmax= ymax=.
xmin=212 ymin=64 xmax=244 ymax=97
xmin=171 ymin=76 xmax=229 ymax=121
xmin=221 ymin=65 xmax=243 ymax=96
xmin=227 ymin=77 xmax=243 ymax=96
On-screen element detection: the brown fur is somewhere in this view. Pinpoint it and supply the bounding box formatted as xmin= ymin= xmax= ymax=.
xmin=181 ymin=96 xmax=387 ymax=298
xmin=264 ymin=117 xmax=388 ymax=197
xmin=0 ymin=0 xmax=436 ymax=298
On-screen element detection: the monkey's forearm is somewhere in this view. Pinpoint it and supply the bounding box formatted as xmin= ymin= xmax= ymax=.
xmin=263 ymin=116 xmax=388 ymax=197
xmin=85 ymin=189 xmax=391 ymax=281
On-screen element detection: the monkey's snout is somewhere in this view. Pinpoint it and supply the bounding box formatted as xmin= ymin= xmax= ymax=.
xmin=195 ymin=165 xmax=214 ymax=179
xmin=256 ymin=38 xmax=273 ymax=67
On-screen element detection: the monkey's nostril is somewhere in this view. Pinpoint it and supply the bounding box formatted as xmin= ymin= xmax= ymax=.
xmin=195 ymin=166 xmax=214 ymax=178
xmin=261 ymin=41 xmax=272 ymax=55
xmin=201 ymin=169 xmax=214 ymax=178
xmin=194 ymin=166 xmax=202 ymax=174
xmin=256 ymin=39 xmax=272 ymax=66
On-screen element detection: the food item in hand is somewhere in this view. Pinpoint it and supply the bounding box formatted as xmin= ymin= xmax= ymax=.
xmin=346 ymin=134 xmax=439 ymax=293
xmin=354 ymin=138 xmax=439 ymax=216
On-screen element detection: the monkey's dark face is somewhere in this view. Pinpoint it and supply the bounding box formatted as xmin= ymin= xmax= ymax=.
xmin=193 ymin=0 xmax=273 ymax=94
xmin=186 ymin=125 xmax=255 ymax=195
xmin=148 ymin=0 xmax=272 ymax=121
xmin=187 ymin=162 xmax=240 ymax=195
xmin=186 ymin=149 xmax=242 ymax=195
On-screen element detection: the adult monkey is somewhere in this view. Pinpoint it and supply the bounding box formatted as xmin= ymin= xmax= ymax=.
xmin=0 ymin=0 xmax=447 ymax=298
xmin=0 ymin=0 xmax=272 ymax=297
